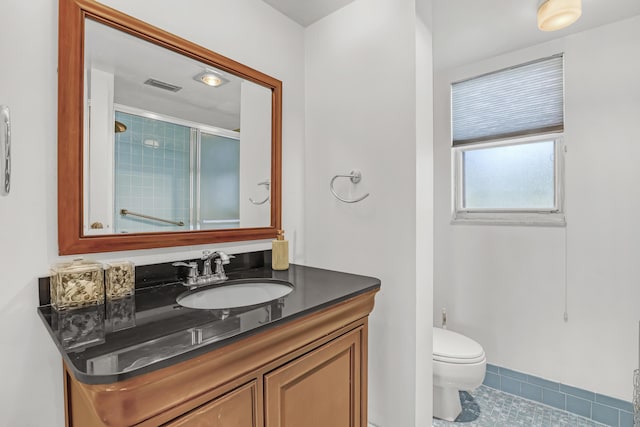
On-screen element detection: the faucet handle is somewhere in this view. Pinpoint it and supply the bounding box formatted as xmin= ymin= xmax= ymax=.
xmin=172 ymin=261 xmax=199 ymax=279
xmin=215 ymin=251 xmax=235 ymax=265
xmin=213 ymin=252 xmax=235 ymax=276
xmin=213 ymin=258 xmax=228 ymax=278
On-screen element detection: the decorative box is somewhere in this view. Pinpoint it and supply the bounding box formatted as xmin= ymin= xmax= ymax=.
xmin=50 ymin=259 xmax=105 ymax=311
xmin=105 ymin=261 xmax=135 ymax=300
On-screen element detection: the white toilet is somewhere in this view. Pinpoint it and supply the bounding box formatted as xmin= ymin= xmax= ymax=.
xmin=433 ymin=327 xmax=486 ymax=421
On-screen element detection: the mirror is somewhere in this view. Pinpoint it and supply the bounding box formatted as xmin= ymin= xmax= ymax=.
xmin=83 ymin=19 xmax=273 ymax=234
xmin=58 ymin=0 xmax=282 ymax=254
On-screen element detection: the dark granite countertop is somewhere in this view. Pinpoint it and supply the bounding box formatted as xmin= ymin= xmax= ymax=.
xmin=37 ymin=262 xmax=380 ymax=385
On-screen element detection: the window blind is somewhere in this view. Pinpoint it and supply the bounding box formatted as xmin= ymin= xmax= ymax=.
xmin=451 ymin=55 xmax=564 ymax=146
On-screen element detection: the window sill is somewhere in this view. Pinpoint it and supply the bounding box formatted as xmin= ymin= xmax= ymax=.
xmin=451 ymin=211 xmax=566 ymax=227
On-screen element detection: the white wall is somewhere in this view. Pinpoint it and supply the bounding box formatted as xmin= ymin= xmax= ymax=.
xmin=86 ymin=68 xmax=115 ymax=234
xmin=0 ymin=0 xmax=304 ymax=425
xmin=239 ymin=81 xmax=272 ymax=228
xmin=304 ymin=0 xmax=433 ymax=425
xmin=415 ymin=5 xmax=434 ymax=426
xmin=434 ymin=16 xmax=640 ymax=401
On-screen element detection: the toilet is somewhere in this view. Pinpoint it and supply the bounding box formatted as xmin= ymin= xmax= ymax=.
xmin=433 ymin=327 xmax=486 ymax=421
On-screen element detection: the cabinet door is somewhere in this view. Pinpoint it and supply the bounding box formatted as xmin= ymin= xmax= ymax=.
xmin=165 ymin=381 xmax=258 ymax=427
xmin=264 ymin=327 xmax=363 ymax=427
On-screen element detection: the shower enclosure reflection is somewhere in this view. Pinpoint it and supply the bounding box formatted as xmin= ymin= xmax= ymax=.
xmin=112 ymin=109 xmax=241 ymax=233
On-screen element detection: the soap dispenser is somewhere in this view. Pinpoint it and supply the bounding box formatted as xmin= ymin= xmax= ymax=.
xmin=272 ymin=229 xmax=289 ymax=270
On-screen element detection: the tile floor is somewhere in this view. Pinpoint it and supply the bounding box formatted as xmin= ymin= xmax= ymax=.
xmin=432 ymin=385 xmax=608 ymax=427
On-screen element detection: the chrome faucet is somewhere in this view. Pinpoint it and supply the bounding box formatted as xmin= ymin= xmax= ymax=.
xmin=202 ymin=250 xmax=215 ymax=276
xmin=172 ymin=250 xmax=235 ymax=288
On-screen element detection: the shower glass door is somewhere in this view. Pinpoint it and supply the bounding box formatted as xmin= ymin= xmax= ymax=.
xmin=196 ymin=133 xmax=240 ymax=229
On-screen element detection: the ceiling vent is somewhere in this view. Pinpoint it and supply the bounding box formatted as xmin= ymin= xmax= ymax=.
xmin=144 ymin=78 xmax=182 ymax=92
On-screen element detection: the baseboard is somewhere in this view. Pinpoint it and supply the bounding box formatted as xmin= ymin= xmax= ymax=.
xmin=484 ymin=363 xmax=634 ymax=427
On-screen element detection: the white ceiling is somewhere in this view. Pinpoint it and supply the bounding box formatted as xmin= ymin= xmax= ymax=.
xmin=261 ymin=0 xmax=356 ymax=27
xmin=433 ymin=0 xmax=640 ymax=70
xmin=85 ymin=19 xmax=250 ymax=130
xmin=260 ymin=0 xmax=640 ymax=68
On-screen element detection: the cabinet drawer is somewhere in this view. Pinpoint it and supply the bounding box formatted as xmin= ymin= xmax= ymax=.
xmin=164 ymin=381 xmax=258 ymax=427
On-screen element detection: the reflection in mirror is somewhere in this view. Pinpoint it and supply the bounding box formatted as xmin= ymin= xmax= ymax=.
xmin=83 ymin=18 xmax=272 ymax=235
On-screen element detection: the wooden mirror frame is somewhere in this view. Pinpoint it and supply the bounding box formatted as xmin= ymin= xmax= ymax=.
xmin=58 ymin=0 xmax=282 ymax=255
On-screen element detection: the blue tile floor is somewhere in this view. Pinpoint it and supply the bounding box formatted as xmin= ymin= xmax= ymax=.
xmin=433 ymin=385 xmax=607 ymax=427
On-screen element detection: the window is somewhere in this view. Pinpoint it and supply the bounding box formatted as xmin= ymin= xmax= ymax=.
xmin=451 ymin=55 xmax=565 ymax=225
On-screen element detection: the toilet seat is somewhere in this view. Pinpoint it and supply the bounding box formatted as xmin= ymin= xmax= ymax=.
xmin=433 ymin=328 xmax=485 ymax=364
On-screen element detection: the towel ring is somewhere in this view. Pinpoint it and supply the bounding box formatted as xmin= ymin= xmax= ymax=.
xmin=330 ymin=170 xmax=370 ymax=203
xmin=249 ymin=180 xmax=270 ymax=205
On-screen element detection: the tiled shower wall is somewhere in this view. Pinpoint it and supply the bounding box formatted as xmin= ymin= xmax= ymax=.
xmin=114 ymin=111 xmax=191 ymax=233
xmin=483 ymin=364 xmax=634 ymax=427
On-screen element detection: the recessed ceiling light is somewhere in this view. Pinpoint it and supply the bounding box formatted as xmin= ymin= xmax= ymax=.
xmin=193 ymin=69 xmax=229 ymax=87
xmin=537 ymin=0 xmax=582 ymax=32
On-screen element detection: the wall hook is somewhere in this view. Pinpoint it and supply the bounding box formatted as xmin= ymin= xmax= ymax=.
xmin=330 ymin=170 xmax=370 ymax=203
xmin=1 ymin=105 xmax=10 ymax=196
xmin=249 ymin=180 xmax=270 ymax=205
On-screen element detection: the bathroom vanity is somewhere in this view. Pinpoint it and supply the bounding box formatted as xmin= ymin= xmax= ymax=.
xmin=38 ymin=258 xmax=380 ymax=426
xmin=47 ymin=1 xmax=381 ymax=425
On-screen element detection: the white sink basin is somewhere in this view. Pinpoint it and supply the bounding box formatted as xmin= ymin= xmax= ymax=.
xmin=177 ymin=280 xmax=293 ymax=310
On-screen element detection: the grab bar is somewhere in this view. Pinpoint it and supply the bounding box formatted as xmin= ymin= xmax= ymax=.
xmin=120 ymin=209 xmax=185 ymax=226
xmin=330 ymin=170 xmax=370 ymax=203
xmin=1 ymin=106 xmax=10 ymax=196
xmin=249 ymin=180 xmax=270 ymax=205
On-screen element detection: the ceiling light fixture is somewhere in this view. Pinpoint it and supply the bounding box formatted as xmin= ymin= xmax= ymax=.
xmin=193 ymin=69 xmax=229 ymax=87
xmin=143 ymin=139 xmax=160 ymax=149
xmin=537 ymin=0 xmax=582 ymax=31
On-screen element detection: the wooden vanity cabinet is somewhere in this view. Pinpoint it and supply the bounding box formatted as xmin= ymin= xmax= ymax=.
xmin=63 ymin=290 xmax=376 ymax=427
xmin=264 ymin=327 xmax=363 ymax=427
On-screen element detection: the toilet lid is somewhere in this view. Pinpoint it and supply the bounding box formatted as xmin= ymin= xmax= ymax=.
xmin=433 ymin=327 xmax=485 ymax=364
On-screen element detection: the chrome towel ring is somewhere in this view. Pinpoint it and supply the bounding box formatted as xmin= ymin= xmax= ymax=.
xmin=249 ymin=180 xmax=270 ymax=205
xmin=330 ymin=170 xmax=370 ymax=203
